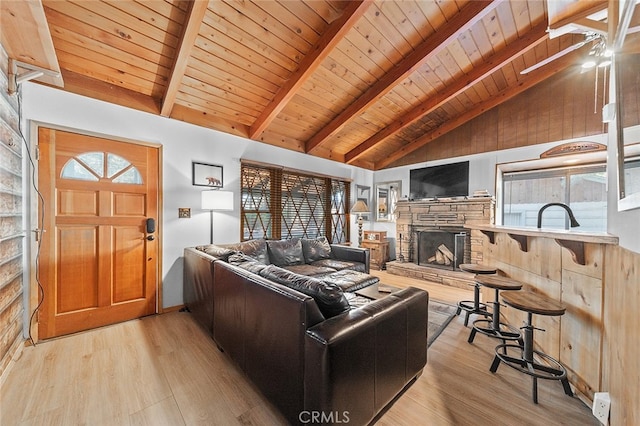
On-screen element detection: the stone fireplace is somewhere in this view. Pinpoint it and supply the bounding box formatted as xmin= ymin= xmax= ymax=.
xmin=388 ymin=197 xmax=494 ymax=288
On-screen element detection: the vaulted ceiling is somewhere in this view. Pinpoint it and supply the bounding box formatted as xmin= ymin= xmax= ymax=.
xmin=2 ymin=0 xmax=639 ymax=169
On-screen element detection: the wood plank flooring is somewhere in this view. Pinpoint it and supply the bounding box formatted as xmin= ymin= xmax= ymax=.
xmin=1 ymin=272 xmax=598 ymax=425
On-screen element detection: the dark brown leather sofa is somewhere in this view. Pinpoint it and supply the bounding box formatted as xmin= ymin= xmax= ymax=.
xmin=183 ymin=240 xmax=428 ymax=425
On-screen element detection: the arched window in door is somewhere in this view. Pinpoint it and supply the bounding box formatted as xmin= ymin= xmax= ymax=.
xmin=61 ymin=152 xmax=143 ymax=184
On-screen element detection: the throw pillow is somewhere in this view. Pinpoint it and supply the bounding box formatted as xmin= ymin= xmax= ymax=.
xmin=266 ymin=238 xmax=304 ymax=267
xmin=226 ymin=239 xmax=270 ymax=264
xmin=228 ymin=252 xmax=269 ymax=275
xmin=301 ymin=236 xmax=332 ymax=263
xmin=259 ymin=265 xmax=349 ymax=318
xmin=196 ymin=244 xmax=235 ymax=262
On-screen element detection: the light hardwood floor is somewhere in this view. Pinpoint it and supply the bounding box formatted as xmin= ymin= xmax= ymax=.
xmin=1 ymin=272 xmax=598 ymax=425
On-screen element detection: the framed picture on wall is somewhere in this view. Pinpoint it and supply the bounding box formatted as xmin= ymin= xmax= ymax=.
xmin=192 ymin=162 xmax=223 ymax=187
xmin=356 ymin=184 xmax=371 ymax=221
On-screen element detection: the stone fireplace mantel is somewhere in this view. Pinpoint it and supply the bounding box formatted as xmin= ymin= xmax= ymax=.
xmin=387 ymin=197 xmax=495 ymax=288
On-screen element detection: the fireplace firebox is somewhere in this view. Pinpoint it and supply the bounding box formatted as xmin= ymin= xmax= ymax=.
xmin=417 ymin=230 xmax=466 ymax=270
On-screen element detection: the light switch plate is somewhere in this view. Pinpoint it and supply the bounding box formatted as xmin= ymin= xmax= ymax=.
xmin=178 ymin=208 xmax=191 ymax=218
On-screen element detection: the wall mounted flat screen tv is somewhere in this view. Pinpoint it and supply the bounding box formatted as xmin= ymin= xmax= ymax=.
xmin=410 ymin=161 xmax=469 ymax=199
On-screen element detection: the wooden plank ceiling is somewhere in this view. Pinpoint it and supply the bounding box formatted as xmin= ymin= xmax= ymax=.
xmin=13 ymin=0 xmax=640 ymax=169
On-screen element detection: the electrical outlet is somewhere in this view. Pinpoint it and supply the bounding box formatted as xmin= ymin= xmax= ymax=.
xmin=592 ymin=392 xmax=610 ymax=425
xmin=178 ymin=208 xmax=191 ymax=218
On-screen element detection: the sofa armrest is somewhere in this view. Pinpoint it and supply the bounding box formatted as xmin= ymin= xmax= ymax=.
xmin=304 ymin=287 xmax=428 ymax=425
xmin=330 ymin=244 xmax=370 ymax=273
xmin=183 ymin=247 xmax=217 ymax=335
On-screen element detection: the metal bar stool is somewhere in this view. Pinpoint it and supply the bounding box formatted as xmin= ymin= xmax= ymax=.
xmin=456 ymin=263 xmax=495 ymax=327
xmin=489 ymin=291 xmax=574 ymax=404
xmin=468 ymin=275 xmax=522 ymax=345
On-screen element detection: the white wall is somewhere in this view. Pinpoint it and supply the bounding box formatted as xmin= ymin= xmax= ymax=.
xmin=22 ymin=83 xmax=373 ymax=308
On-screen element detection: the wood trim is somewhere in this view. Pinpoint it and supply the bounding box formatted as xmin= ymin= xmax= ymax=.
xmin=239 ymin=158 xmax=353 ymax=182
xmin=305 ymin=0 xmax=499 ymax=154
xmin=249 ymin=0 xmax=371 ymax=138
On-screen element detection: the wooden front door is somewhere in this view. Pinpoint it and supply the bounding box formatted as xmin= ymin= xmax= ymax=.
xmin=38 ymin=128 xmax=159 ymax=339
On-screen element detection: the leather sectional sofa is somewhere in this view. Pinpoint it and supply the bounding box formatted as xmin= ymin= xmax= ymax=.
xmin=183 ymin=237 xmax=429 ymax=425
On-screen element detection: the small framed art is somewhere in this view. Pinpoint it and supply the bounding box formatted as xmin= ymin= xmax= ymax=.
xmin=192 ymin=162 xmax=223 ymax=187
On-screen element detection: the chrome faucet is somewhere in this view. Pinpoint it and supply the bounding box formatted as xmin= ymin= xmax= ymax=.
xmin=537 ymin=203 xmax=580 ymax=229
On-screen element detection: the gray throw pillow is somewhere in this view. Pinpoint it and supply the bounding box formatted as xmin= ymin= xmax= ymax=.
xmin=301 ymin=236 xmax=332 ymax=263
xmin=196 ymin=244 xmax=235 ymax=262
xmin=267 ymin=238 xmax=304 ymax=266
xmin=226 ymin=239 xmax=270 ymax=264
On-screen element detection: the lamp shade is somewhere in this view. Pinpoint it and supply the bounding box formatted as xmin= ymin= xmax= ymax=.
xmin=351 ymin=199 xmax=369 ymax=213
xmin=201 ymin=190 xmax=234 ymax=211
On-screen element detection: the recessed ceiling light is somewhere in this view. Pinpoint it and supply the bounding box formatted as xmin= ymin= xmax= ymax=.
xmin=598 ymin=60 xmax=612 ymax=67
xmin=582 ymin=60 xmax=597 ymax=69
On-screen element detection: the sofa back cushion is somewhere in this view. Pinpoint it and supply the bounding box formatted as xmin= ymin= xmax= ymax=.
xmin=259 ymin=265 xmax=349 ymax=318
xmin=196 ymin=244 xmax=235 ymax=262
xmin=227 ymin=252 xmax=269 ymax=275
xmin=225 ymin=239 xmax=270 ymax=264
xmin=301 ymin=236 xmax=332 ymax=263
xmin=267 ymin=238 xmax=304 ymax=267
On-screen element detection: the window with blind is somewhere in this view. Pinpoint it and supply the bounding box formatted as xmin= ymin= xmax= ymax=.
xmin=241 ymin=163 xmax=350 ymax=243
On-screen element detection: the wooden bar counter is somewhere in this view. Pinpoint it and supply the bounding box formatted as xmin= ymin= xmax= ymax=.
xmin=464 ymin=223 xmax=619 ymax=402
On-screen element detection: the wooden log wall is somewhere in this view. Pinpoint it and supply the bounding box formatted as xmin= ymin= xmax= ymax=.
xmin=390 ymin=61 xmax=640 ymax=167
xmin=0 ymin=44 xmax=25 ymax=378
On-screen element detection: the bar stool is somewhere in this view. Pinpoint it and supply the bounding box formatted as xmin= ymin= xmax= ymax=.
xmin=489 ymin=291 xmax=573 ymax=404
xmin=468 ymin=275 xmax=522 ymax=345
xmin=456 ymin=263 xmax=495 ymax=327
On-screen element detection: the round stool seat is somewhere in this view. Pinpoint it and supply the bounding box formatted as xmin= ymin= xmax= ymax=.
xmin=475 ymin=275 xmax=523 ymax=291
xmin=459 ymin=263 xmax=497 ymax=275
xmin=468 ymin=275 xmax=522 ymax=345
xmin=502 ymin=291 xmax=566 ymax=316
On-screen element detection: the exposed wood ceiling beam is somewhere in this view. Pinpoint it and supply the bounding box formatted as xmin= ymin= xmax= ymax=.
xmin=548 ymin=0 xmax=608 ymax=30
xmin=61 ymin=69 xmax=160 ymax=114
xmin=572 ymin=17 xmax=609 ymax=35
xmin=0 ymin=0 xmax=63 ymax=88
xmin=160 ymin=0 xmax=209 ymax=117
xmin=344 ymin=20 xmax=549 ymax=164
xmin=375 ymin=47 xmax=587 ymax=170
xmin=304 ymin=0 xmax=500 ymax=154
xmin=249 ymin=0 xmax=372 ymax=139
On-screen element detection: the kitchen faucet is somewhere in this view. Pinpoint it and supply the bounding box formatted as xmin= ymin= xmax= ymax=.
xmin=537 ymin=203 xmax=580 ymax=229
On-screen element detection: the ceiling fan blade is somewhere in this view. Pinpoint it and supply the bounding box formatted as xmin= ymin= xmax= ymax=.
xmin=520 ymin=40 xmax=589 ymax=74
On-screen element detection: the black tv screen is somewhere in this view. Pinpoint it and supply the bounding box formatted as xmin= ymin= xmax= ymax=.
xmin=410 ymin=161 xmax=469 ymax=199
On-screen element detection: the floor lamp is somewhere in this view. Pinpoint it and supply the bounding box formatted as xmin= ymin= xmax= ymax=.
xmin=201 ymin=190 xmax=234 ymax=244
xmin=351 ymin=199 xmax=370 ymax=247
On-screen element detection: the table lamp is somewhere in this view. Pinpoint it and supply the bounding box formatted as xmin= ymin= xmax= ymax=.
xmin=351 ymin=199 xmax=370 ymax=246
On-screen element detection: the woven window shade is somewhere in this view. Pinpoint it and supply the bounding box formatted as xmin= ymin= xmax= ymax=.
xmin=241 ymin=163 xmax=349 ymax=243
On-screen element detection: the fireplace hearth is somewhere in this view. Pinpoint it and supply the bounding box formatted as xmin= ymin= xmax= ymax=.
xmin=417 ymin=230 xmax=466 ymax=270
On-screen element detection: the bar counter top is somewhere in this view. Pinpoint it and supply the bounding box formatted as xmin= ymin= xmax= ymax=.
xmin=464 ymin=223 xmax=619 ymax=245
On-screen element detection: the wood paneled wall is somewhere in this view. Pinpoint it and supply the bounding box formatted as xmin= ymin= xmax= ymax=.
xmin=602 ymin=244 xmax=640 ymax=426
xmin=0 ymin=45 xmax=25 ymax=378
xmin=391 ymin=61 xmax=640 ymax=166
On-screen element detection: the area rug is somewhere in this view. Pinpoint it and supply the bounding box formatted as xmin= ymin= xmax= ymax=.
xmin=428 ymin=300 xmax=458 ymax=347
